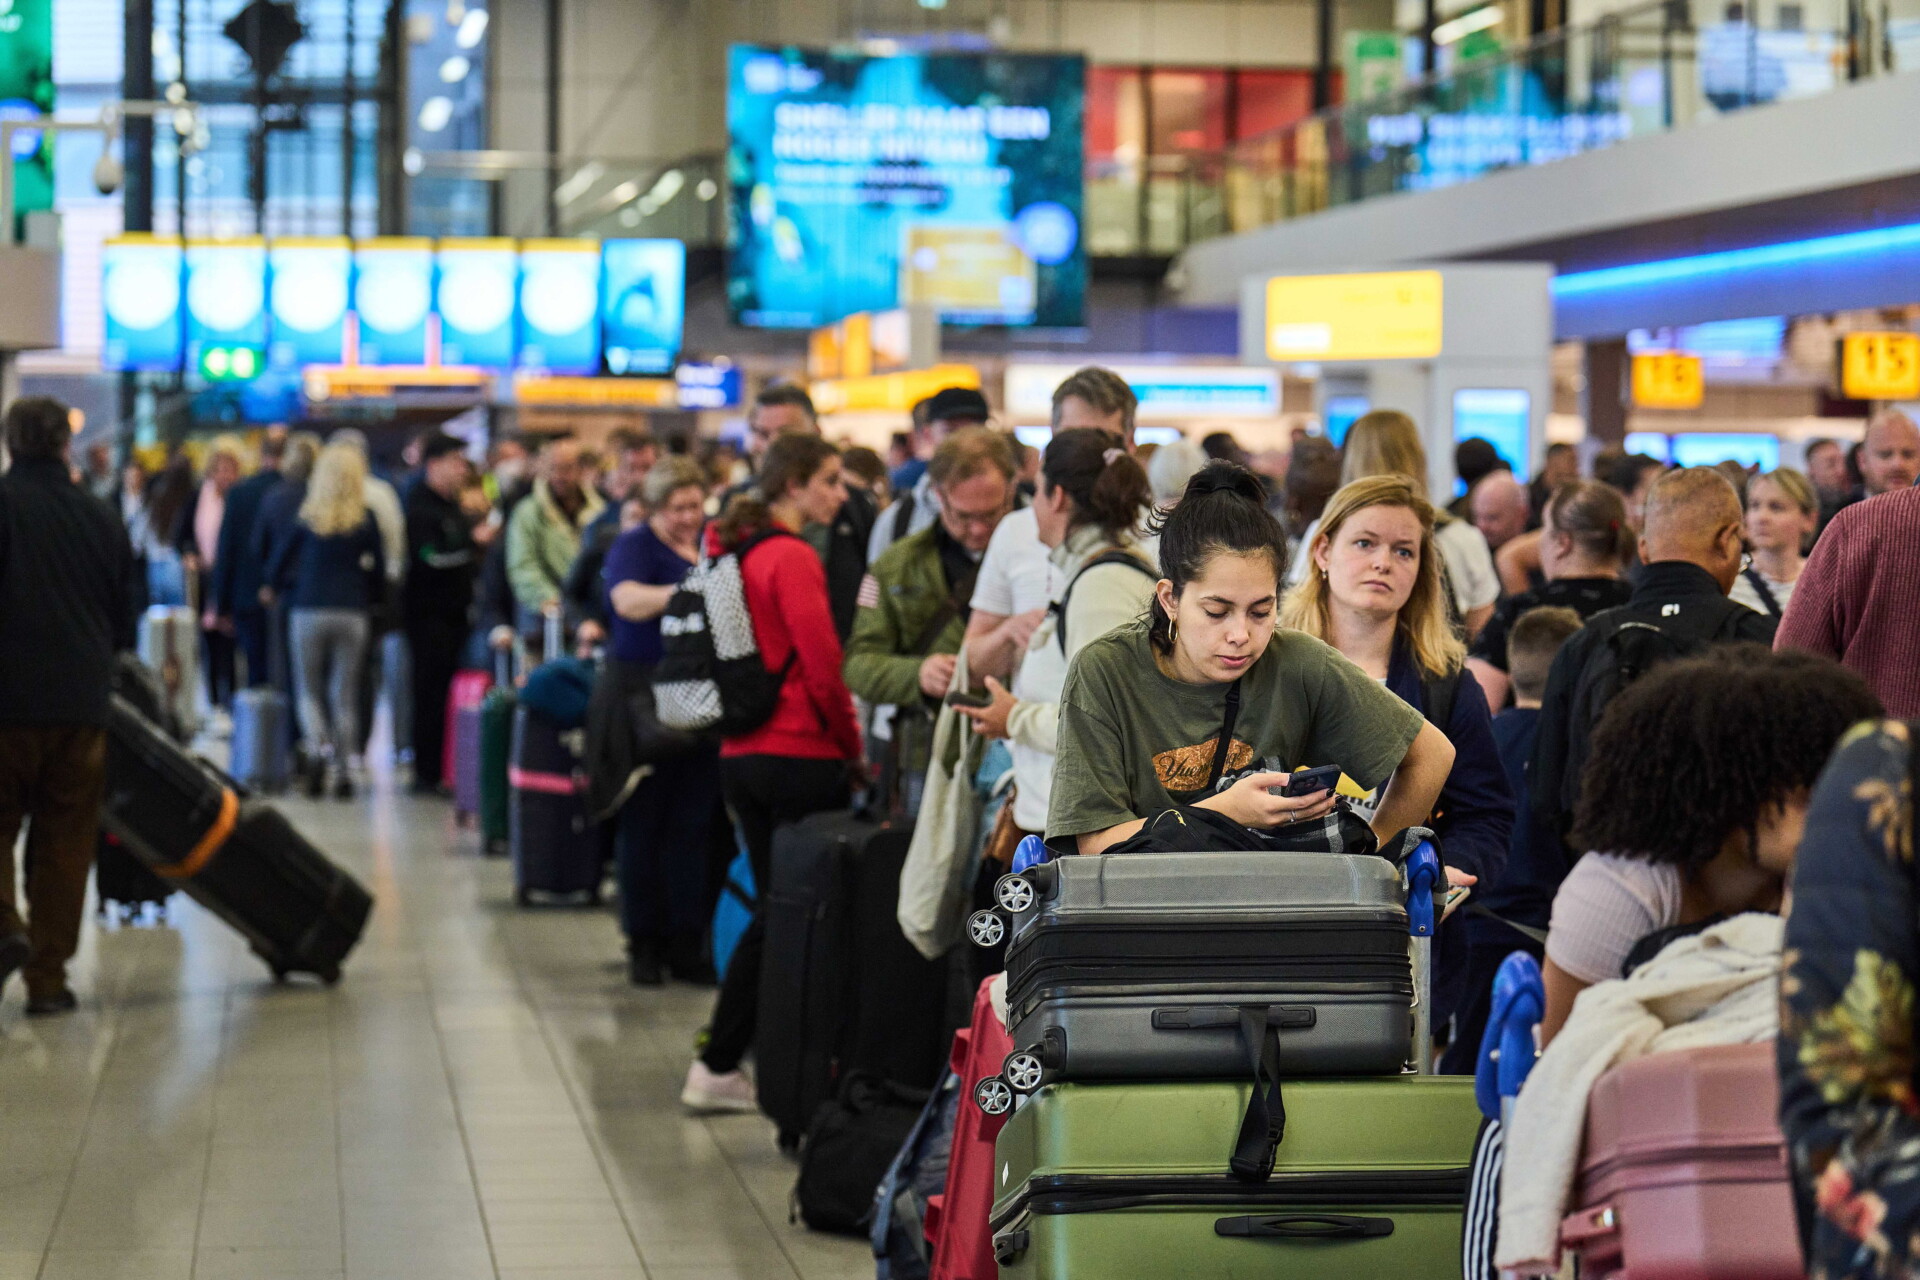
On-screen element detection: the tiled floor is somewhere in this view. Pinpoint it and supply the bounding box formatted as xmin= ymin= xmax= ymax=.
xmin=0 ymin=775 xmax=870 ymax=1280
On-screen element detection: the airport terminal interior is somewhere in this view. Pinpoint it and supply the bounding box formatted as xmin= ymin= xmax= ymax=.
xmin=5 ymin=0 xmax=1920 ymax=1276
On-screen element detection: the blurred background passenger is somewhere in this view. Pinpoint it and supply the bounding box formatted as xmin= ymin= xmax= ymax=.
xmin=1730 ymin=467 xmax=1816 ymax=621
xmin=266 ymin=443 xmax=386 ymax=800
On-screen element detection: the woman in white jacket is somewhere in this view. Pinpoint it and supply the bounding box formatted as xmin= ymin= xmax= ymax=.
xmin=955 ymin=428 xmax=1157 ymax=838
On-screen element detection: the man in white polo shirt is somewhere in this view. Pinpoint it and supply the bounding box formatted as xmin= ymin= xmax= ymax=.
xmin=963 ymin=366 xmax=1141 ymax=682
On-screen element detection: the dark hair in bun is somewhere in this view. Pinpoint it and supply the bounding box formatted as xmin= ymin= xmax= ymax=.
xmin=1147 ymin=461 xmax=1285 ymax=654
xmin=1042 ymin=428 xmax=1152 ymax=541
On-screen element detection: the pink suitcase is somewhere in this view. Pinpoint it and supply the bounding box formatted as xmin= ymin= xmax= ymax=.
xmin=446 ymin=670 xmax=493 ymax=820
xmin=1559 ymin=1042 xmax=1803 ymax=1280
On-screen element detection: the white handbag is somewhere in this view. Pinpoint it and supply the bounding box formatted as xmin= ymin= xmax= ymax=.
xmin=896 ymin=646 xmax=988 ymax=960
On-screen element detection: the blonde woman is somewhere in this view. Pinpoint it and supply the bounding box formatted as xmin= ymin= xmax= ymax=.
xmin=1288 ymin=411 xmax=1501 ymax=636
xmin=1731 ymin=467 xmax=1816 ymax=620
xmin=265 ymin=442 xmax=386 ymax=799
xmin=1282 ymin=474 xmax=1514 ymax=1037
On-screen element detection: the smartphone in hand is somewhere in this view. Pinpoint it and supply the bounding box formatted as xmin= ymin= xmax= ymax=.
xmin=1275 ymin=764 xmax=1342 ymax=798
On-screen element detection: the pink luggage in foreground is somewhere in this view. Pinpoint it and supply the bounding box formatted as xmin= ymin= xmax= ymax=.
xmin=926 ymin=976 xmax=1015 ymax=1280
xmin=1559 ymin=1041 xmax=1802 ymax=1280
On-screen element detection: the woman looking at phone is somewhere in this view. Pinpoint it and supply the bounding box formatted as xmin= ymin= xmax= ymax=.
xmin=1048 ymin=462 xmax=1457 ymax=857
xmin=1280 ymin=474 xmax=1515 ymax=1036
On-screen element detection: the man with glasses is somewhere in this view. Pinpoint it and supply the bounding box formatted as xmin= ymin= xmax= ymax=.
xmin=845 ymin=428 xmax=1018 ymax=816
xmin=734 ymin=384 xmax=876 ymax=639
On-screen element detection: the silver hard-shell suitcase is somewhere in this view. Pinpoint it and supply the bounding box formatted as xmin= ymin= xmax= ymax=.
xmin=970 ymin=849 xmax=1423 ymax=1103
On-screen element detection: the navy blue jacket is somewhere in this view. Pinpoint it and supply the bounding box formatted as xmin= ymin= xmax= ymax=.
xmin=251 ymin=479 xmax=307 ymax=588
xmin=265 ymin=516 xmax=386 ymax=612
xmin=1386 ymin=639 xmax=1516 ymax=1032
xmin=210 ymin=468 xmax=283 ymax=617
xmin=1471 ymin=706 xmax=1542 ymax=950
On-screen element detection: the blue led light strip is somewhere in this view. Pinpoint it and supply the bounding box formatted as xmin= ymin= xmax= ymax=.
xmin=1552 ymin=221 xmax=1920 ymax=296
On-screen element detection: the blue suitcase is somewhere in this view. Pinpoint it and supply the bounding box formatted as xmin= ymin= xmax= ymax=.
xmin=230 ymin=686 xmax=293 ymax=793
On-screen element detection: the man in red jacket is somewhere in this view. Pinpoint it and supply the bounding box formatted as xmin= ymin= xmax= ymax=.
xmin=1775 ymin=485 xmax=1920 ymax=718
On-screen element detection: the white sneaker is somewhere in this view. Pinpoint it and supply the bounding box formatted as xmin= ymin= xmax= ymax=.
xmin=680 ymin=1060 xmax=758 ymax=1113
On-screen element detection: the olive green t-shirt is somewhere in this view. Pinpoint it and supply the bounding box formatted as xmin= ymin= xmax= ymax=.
xmin=1047 ymin=618 xmax=1427 ymax=847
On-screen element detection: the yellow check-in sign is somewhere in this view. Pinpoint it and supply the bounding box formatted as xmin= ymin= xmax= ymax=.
xmin=1840 ymin=332 xmax=1920 ymax=400
xmin=1264 ymin=270 xmax=1444 ymax=362
xmin=1631 ymin=352 xmax=1704 ymax=410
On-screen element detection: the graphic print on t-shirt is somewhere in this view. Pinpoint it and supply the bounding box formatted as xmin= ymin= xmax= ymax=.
xmin=1153 ymin=738 xmax=1255 ymax=797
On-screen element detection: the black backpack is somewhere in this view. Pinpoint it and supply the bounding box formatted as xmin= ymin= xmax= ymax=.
xmin=652 ymin=529 xmax=798 ymax=736
xmin=1556 ymin=600 xmax=1751 ymax=819
xmin=792 ymin=1072 xmax=929 ymax=1236
xmin=1052 ymin=548 xmax=1156 ymax=653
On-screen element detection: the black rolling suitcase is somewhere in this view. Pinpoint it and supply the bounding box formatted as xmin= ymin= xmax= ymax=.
xmin=95 ymin=830 xmax=174 ymax=923
xmin=507 ymin=703 xmax=601 ymax=905
xmin=843 ymin=826 xmax=948 ymax=1092
xmin=756 ymin=812 xmax=943 ymax=1148
xmin=757 ymin=810 xmax=867 ymax=1148
xmin=102 ymin=694 xmax=372 ymax=983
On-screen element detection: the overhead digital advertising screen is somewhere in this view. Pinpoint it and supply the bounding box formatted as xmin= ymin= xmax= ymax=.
xmin=435 ymin=238 xmax=518 ymax=368
xmin=518 ymin=239 xmax=602 ymax=374
xmin=102 ymin=234 xmax=184 ymax=372
xmin=268 ymin=238 xmax=351 ymax=369
xmin=727 ymin=46 xmax=1086 ymax=329
xmin=185 ymin=238 xmax=268 ymax=378
xmin=353 ymin=237 xmax=434 ymax=365
xmin=601 ymin=238 xmax=685 ymax=375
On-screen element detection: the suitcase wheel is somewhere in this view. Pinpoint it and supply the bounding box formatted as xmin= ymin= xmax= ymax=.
xmin=1002 ymin=1049 xmax=1046 ymax=1095
xmin=974 ymin=1075 xmax=1014 ymax=1116
xmin=514 ymin=887 xmax=532 ymax=907
xmin=967 ymin=909 xmax=1005 ymax=949
xmin=271 ymin=967 xmax=290 ymax=984
xmin=993 ymin=874 xmax=1036 ymax=914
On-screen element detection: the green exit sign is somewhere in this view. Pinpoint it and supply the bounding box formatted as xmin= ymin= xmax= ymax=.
xmin=200 ymin=345 xmax=263 ymax=381
xmin=0 ymin=0 xmax=52 ymax=217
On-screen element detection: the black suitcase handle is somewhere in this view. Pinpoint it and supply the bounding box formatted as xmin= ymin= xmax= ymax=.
xmin=1215 ymin=1213 xmax=1395 ymax=1240
xmin=1152 ymin=1005 xmax=1316 ymax=1031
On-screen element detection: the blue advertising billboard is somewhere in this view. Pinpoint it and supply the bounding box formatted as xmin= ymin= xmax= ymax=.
xmin=268 ymin=238 xmax=351 ymax=369
xmin=1452 ymin=388 xmax=1532 ymax=482
xmin=436 ymin=238 xmax=518 ymax=368
xmin=185 ymin=238 xmax=268 ymax=377
xmin=102 ymin=235 xmax=184 ymax=372
xmin=353 ymin=238 xmax=434 ymax=365
xmin=726 ymin=46 xmax=1086 ymax=329
xmin=601 ymin=239 xmax=685 ymax=375
xmin=518 ymin=239 xmax=602 ymax=374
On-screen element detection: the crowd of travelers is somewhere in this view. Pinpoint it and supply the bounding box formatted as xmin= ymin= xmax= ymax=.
xmin=5 ymin=380 xmax=1920 ymax=1274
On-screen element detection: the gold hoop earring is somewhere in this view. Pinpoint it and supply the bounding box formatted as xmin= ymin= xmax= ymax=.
xmin=1169 ymin=616 xmax=1179 ymax=646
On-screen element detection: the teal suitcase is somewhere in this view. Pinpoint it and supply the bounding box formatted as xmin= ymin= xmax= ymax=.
xmin=989 ymin=1076 xmax=1480 ymax=1279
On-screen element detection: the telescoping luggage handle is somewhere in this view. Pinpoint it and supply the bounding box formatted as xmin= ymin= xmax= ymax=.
xmin=1405 ymin=839 xmax=1441 ymax=1076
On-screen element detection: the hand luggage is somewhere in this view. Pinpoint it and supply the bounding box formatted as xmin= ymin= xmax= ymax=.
xmin=95 ymin=830 xmax=175 ymax=923
xmin=478 ymin=651 xmax=518 ymax=855
xmin=507 ymin=703 xmax=600 ymax=905
xmin=138 ymin=604 xmax=200 ymax=736
xmin=757 ymin=810 xmax=870 ymax=1148
xmin=710 ymin=844 xmax=755 ymax=981
xmin=927 ymin=976 xmax=1017 ymax=1280
xmin=794 ymin=1071 xmax=931 ymax=1236
xmin=978 ymin=851 xmax=1416 ymax=1089
xmin=447 ymin=669 xmax=494 ymax=821
xmin=988 ymin=1075 xmax=1481 ymax=1280
xmin=102 ymin=694 xmax=372 ymax=982
xmin=229 ymin=602 xmax=293 ymax=793
xmin=873 ymin=1067 xmax=961 ymax=1279
xmin=845 ymin=825 xmax=949 ymax=1092
xmin=1557 ymin=1042 xmax=1800 ymax=1280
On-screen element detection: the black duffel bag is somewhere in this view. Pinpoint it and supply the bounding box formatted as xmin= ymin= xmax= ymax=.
xmin=584 ymin=657 xmax=715 ymax=822
xmin=793 ymin=1072 xmax=930 ymax=1236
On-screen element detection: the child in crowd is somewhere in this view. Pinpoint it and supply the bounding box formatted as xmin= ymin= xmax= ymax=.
xmin=1440 ymin=605 xmax=1584 ymax=1072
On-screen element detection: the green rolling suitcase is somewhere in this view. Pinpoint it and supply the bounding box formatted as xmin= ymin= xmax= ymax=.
xmin=989 ymin=1076 xmax=1480 ymax=1280
xmin=478 ymin=685 xmax=517 ymax=856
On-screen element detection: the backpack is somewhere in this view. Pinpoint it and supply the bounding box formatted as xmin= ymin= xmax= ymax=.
xmin=793 ymin=1072 xmax=930 ymax=1235
xmin=1052 ymin=548 xmax=1156 ymax=653
xmin=652 ymin=529 xmax=798 ymax=736
xmin=870 ymin=1068 xmax=961 ymax=1279
xmin=1556 ymin=600 xmax=1751 ymax=819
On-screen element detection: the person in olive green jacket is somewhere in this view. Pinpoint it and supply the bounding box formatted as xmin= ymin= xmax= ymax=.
xmin=845 ymin=428 xmax=1019 ymax=795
